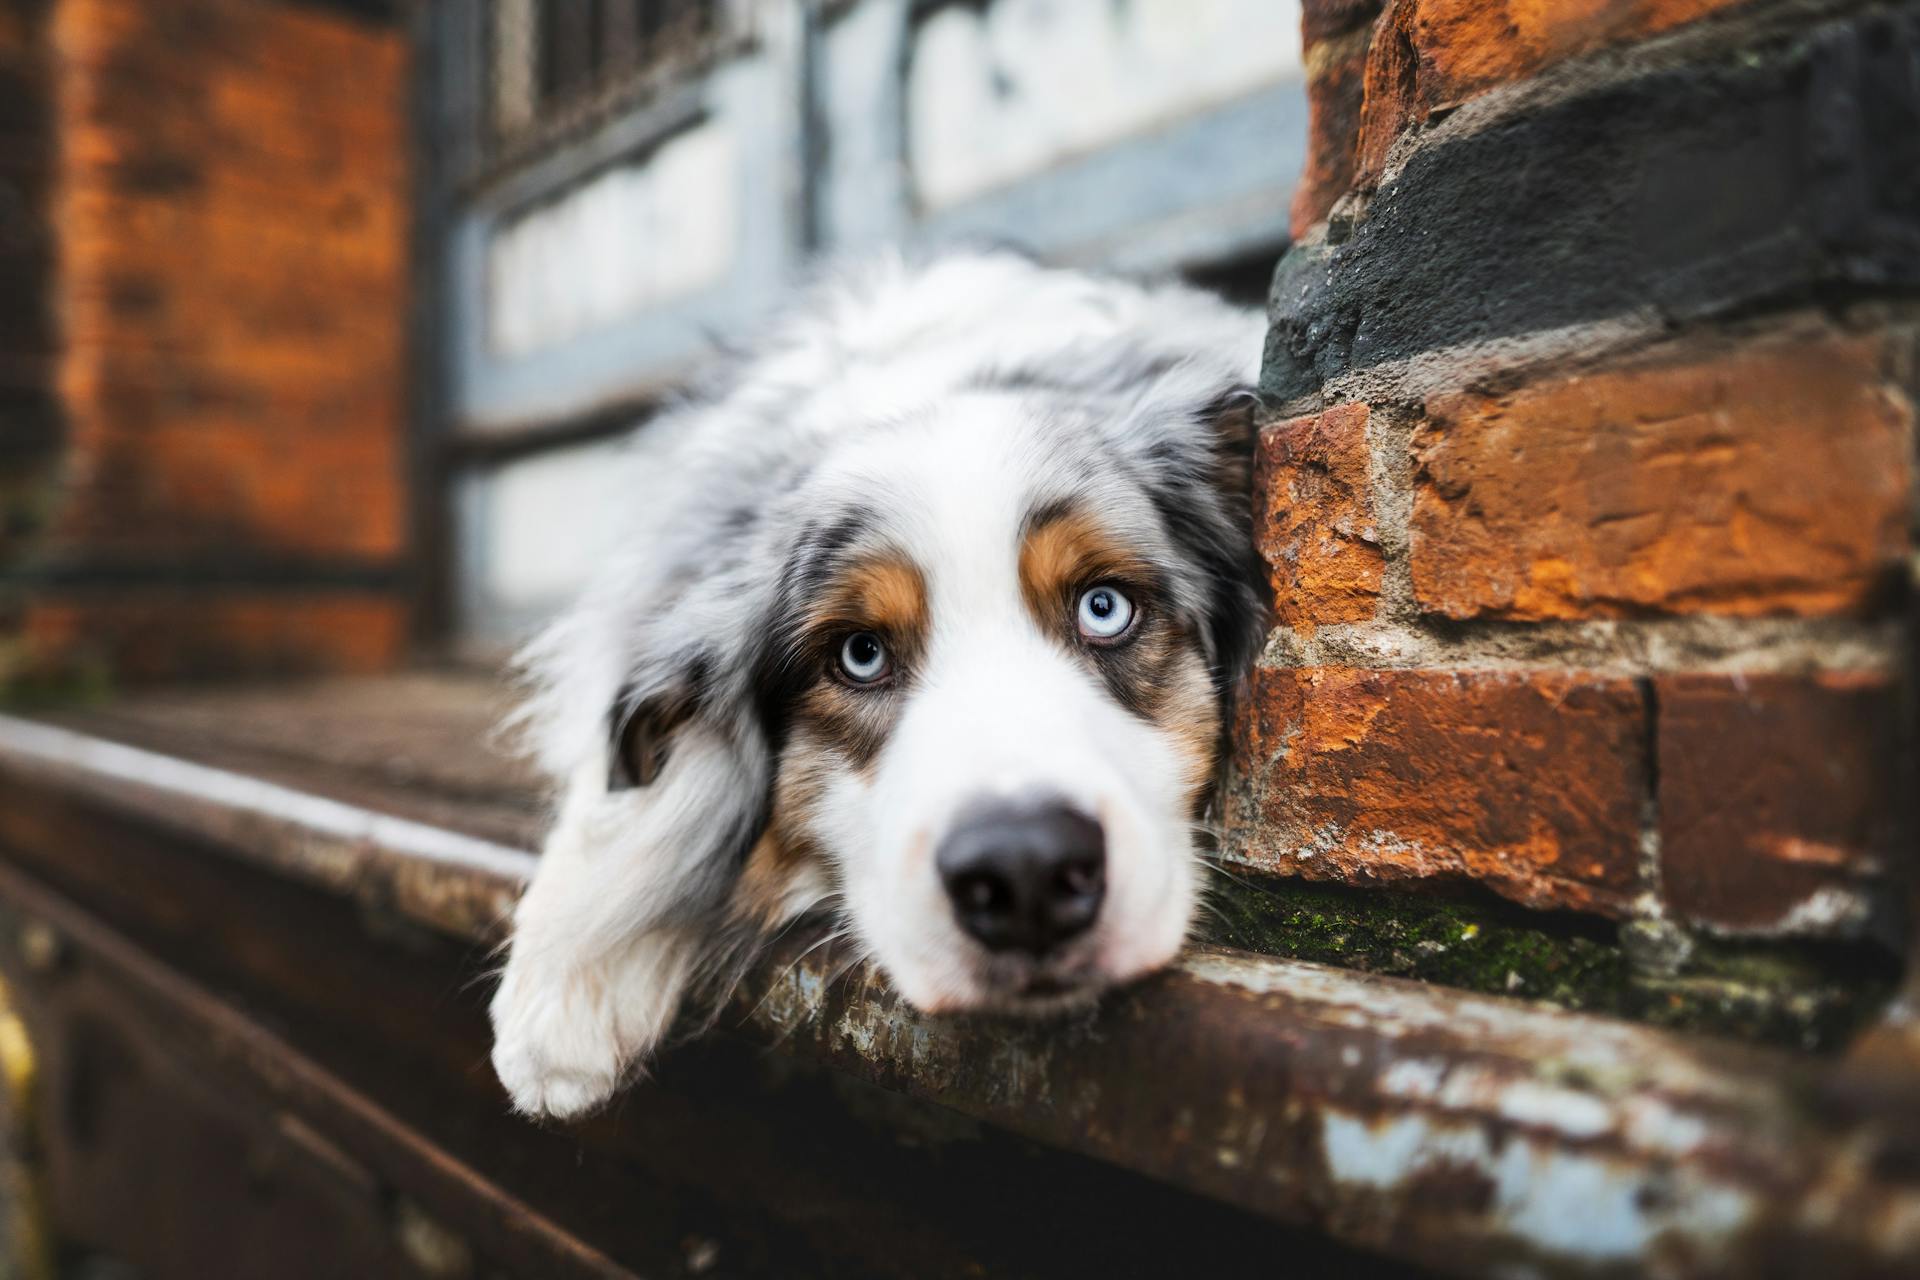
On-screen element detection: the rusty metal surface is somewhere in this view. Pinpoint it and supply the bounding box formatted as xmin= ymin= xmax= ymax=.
xmin=738 ymin=942 xmax=1920 ymax=1277
xmin=0 ymin=859 xmax=636 ymax=1280
xmin=0 ymin=816 xmax=1395 ymax=1280
xmin=39 ymin=673 xmax=543 ymax=849
xmin=1 ymin=694 xmax=1919 ymax=1277
xmin=0 ymin=714 xmax=527 ymax=942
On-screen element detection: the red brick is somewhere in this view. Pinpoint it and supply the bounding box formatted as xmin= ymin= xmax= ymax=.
xmin=1292 ymin=6 xmax=1383 ymax=235
xmin=1354 ymin=1 xmax=1418 ymax=185
xmin=1302 ymin=0 xmax=1389 ymax=44
xmin=1410 ymin=335 xmax=1912 ymax=621
xmin=1413 ymin=0 xmax=1746 ymax=107
xmin=1356 ymin=0 xmax=1750 ymax=184
xmin=13 ymin=0 xmax=412 ymax=682
xmin=21 ymin=595 xmax=408 ymax=683
xmin=48 ymin=0 xmax=408 ymax=566
xmin=1255 ymin=404 xmax=1384 ymax=631
xmin=1233 ymin=667 xmax=1646 ymax=914
xmin=1657 ymin=673 xmax=1903 ymax=936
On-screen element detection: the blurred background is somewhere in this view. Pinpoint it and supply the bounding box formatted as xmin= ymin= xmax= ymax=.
xmin=0 ymin=0 xmax=1307 ymax=686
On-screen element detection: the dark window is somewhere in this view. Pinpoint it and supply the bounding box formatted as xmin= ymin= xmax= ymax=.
xmin=487 ymin=0 xmax=716 ymax=166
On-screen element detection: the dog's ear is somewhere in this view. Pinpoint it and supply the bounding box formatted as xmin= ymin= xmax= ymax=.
xmin=607 ymin=664 xmax=704 ymax=791
xmin=495 ymin=611 xmax=778 ymax=1116
xmin=509 ymin=537 xmax=784 ymax=933
xmin=1126 ymin=379 xmax=1271 ymax=690
xmin=1197 ymin=386 xmax=1273 ymax=688
xmin=1201 ymin=388 xmax=1260 ymax=508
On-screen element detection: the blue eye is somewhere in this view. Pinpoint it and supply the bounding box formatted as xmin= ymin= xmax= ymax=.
xmin=838 ymin=632 xmax=890 ymax=683
xmin=1076 ymin=586 xmax=1135 ymax=640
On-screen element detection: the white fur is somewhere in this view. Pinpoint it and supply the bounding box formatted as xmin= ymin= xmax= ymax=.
xmin=821 ymin=406 xmax=1202 ymax=1011
xmin=491 ymin=249 xmax=1265 ymax=1118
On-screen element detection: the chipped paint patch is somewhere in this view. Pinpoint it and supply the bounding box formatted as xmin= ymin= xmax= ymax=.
xmin=1321 ymin=1109 xmax=1757 ymax=1264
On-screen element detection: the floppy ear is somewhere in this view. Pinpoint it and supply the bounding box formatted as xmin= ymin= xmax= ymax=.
xmin=607 ymin=664 xmax=704 ymax=790
xmin=491 ymin=556 xmax=784 ymax=1117
xmin=1195 ymin=387 xmax=1273 ymax=685
xmin=1126 ymin=379 xmax=1272 ymax=691
xmin=584 ymin=641 xmax=774 ymax=940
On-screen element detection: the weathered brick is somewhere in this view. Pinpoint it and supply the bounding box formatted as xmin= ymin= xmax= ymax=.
xmin=1233 ymin=667 xmax=1646 ymax=915
xmin=1410 ymin=335 xmax=1912 ymax=621
xmin=1354 ymin=0 xmax=1418 ymax=185
xmin=1254 ymin=404 xmax=1383 ymax=630
xmin=9 ymin=0 xmax=411 ymax=683
xmin=21 ymin=595 xmax=408 ymax=682
xmin=1420 ymin=0 xmax=1743 ymax=105
xmin=1264 ymin=8 xmax=1920 ymax=402
xmin=1291 ymin=4 xmax=1383 ymax=235
xmin=1354 ymin=0 xmax=1748 ymax=181
xmin=46 ymin=0 xmax=407 ymax=567
xmin=1302 ymin=0 xmax=1388 ymax=44
xmin=1657 ymin=673 xmax=1903 ymax=937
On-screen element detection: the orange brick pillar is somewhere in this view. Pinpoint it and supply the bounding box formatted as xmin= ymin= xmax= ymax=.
xmin=1235 ymin=0 xmax=1917 ymax=1016
xmin=1 ymin=0 xmax=61 ymax=661
xmin=2 ymin=0 xmax=410 ymax=690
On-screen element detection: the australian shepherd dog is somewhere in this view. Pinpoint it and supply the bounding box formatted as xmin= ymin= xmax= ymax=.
xmin=490 ymin=248 xmax=1270 ymax=1118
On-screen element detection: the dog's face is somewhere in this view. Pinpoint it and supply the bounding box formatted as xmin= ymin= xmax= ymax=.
xmin=499 ymin=255 xmax=1269 ymax=1118
xmin=744 ymin=389 xmax=1260 ymax=1013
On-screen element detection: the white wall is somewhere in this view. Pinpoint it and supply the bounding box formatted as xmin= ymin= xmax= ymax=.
xmin=908 ymin=0 xmax=1302 ymax=210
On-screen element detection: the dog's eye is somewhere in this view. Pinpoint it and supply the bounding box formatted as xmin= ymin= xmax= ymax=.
xmin=837 ymin=631 xmax=890 ymax=683
xmin=1076 ymin=585 xmax=1135 ymax=641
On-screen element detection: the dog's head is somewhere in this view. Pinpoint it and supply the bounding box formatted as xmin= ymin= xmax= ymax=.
xmin=520 ymin=256 xmax=1268 ymax=1026
xmin=574 ymin=358 xmax=1266 ymax=1015
xmin=742 ymin=378 xmax=1266 ymax=1011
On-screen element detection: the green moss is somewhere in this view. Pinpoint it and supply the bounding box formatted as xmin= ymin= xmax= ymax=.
xmin=1199 ymin=870 xmax=1896 ymax=1051
xmin=1625 ymin=939 xmax=1900 ymax=1052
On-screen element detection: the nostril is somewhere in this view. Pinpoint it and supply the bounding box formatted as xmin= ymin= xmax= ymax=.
xmin=955 ymin=871 xmax=1010 ymax=914
xmin=1054 ymin=857 xmax=1103 ymax=901
xmin=936 ymin=798 xmax=1107 ymax=956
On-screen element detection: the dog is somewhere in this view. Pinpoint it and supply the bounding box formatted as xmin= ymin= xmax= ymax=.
xmin=489 ymin=248 xmax=1270 ymax=1118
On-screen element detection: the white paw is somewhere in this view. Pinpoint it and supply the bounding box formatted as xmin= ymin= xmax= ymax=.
xmin=487 ymin=927 xmax=697 ymax=1121
xmin=490 ymin=1033 xmax=621 ymax=1120
xmin=488 ymin=958 xmax=628 ymax=1120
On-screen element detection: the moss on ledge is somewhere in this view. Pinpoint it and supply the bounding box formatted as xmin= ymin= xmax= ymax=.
xmin=1198 ymin=870 xmax=1899 ymax=1052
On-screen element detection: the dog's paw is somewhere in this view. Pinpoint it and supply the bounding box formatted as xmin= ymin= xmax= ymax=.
xmin=488 ymin=958 xmax=628 ymax=1120
xmin=490 ymin=1033 xmax=621 ymax=1120
xmin=487 ymin=927 xmax=698 ymax=1121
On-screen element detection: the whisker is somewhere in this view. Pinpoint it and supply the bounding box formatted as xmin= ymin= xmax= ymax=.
xmin=736 ymin=920 xmax=854 ymax=1031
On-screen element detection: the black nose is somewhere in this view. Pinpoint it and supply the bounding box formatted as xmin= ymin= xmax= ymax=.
xmin=936 ymin=800 xmax=1106 ymax=956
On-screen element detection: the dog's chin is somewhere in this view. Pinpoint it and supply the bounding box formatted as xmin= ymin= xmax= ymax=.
xmin=904 ymin=947 xmax=1144 ymax=1018
xmin=972 ymin=973 xmax=1107 ymax=1017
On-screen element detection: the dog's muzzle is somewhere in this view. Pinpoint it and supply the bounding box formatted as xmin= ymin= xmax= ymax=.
xmin=935 ymin=798 xmax=1106 ymax=957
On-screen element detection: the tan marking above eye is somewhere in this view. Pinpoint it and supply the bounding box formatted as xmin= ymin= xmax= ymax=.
xmin=807 ymin=554 xmax=929 ymax=643
xmin=1018 ymin=506 xmax=1155 ymax=632
xmin=793 ymin=554 xmax=926 ymax=770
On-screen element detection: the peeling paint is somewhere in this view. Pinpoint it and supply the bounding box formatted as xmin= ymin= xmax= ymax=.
xmin=1760 ymin=886 xmax=1872 ymax=937
xmin=1321 ymin=1109 xmax=1757 ymax=1265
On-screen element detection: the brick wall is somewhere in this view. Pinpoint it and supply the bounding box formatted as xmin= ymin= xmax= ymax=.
xmin=1233 ymin=0 xmax=1918 ymax=1031
xmin=1 ymin=0 xmax=409 ymax=690
xmin=0 ymin=1 xmax=59 ymax=580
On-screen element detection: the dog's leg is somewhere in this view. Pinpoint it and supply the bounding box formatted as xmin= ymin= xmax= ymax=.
xmin=490 ymin=912 xmax=697 ymax=1119
xmin=489 ymin=735 xmax=753 ymax=1119
xmin=489 ymin=805 xmax=698 ymax=1118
